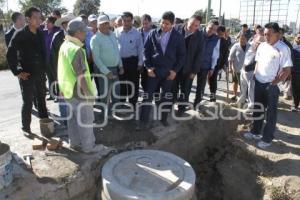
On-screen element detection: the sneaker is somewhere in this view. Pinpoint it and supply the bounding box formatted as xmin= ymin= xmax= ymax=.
xmin=291 ymin=106 xmax=298 ymax=112
xmin=22 ymin=129 xmax=34 ymax=139
xmin=82 ymin=144 xmax=105 ymax=154
xmin=257 ymin=140 xmax=271 ymax=149
xmin=243 ymin=132 xmax=262 ymax=140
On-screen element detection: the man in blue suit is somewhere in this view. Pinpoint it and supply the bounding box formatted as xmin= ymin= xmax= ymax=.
xmin=138 ymin=11 xmax=186 ymax=128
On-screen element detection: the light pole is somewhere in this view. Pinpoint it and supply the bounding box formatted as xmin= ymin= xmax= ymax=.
xmin=253 ymin=0 xmax=256 ymax=26
xmin=206 ymin=0 xmax=211 ymax=23
xmin=219 ymin=0 xmax=222 ymax=24
xmin=268 ymin=0 xmax=273 ymax=23
xmin=296 ymin=4 xmax=300 ymax=33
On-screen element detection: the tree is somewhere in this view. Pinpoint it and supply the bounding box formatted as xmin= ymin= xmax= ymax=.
xmin=194 ymin=8 xmax=214 ymax=24
xmin=19 ymin=0 xmax=66 ymax=16
xmin=73 ymin=0 xmax=100 ymax=16
xmin=282 ymin=24 xmax=290 ymax=33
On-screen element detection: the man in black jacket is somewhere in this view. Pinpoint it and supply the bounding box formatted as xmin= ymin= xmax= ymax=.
xmin=173 ymin=15 xmax=203 ymax=114
xmin=138 ymin=14 xmax=156 ymax=92
xmin=4 ymin=12 xmax=25 ymax=47
xmin=6 ymin=7 xmax=48 ymax=138
xmin=208 ymin=25 xmax=230 ymax=102
xmin=50 ymin=13 xmax=75 ymax=93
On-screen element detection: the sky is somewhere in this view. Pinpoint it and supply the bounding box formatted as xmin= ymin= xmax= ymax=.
xmin=6 ymin=0 xmax=300 ymax=25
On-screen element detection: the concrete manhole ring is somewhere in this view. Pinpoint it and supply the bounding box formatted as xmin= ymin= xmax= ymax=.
xmin=102 ymin=150 xmax=196 ymax=200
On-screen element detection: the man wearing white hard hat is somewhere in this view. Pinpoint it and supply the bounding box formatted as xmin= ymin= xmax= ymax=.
xmin=91 ymin=15 xmax=124 ymax=119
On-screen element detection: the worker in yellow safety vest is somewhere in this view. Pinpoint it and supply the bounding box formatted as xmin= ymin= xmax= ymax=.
xmin=57 ymin=18 xmax=105 ymax=153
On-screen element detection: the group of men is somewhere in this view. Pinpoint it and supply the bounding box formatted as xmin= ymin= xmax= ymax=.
xmin=5 ymin=6 xmax=297 ymax=152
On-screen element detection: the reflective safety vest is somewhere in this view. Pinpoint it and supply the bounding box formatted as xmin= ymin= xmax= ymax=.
xmin=57 ymin=37 xmax=95 ymax=99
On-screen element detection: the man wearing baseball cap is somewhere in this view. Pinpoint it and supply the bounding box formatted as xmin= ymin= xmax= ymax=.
xmin=50 ymin=13 xmax=75 ymax=126
xmin=90 ymin=15 xmax=124 ymax=119
xmin=88 ymin=14 xmax=98 ymax=34
xmin=57 ymin=18 xmax=105 ymax=153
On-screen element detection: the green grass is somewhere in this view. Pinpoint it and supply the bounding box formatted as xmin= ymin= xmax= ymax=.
xmin=0 ymin=33 xmax=8 ymax=70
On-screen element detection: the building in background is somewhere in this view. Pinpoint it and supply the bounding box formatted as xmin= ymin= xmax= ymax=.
xmin=239 ymin=0 xmax=290 ymax=26
xmin=290 ymin=22 xmax=296 ymax=34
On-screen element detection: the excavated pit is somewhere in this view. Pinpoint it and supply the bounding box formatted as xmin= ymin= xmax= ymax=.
xmin=92 ymin=104 xmax=266 ymax=200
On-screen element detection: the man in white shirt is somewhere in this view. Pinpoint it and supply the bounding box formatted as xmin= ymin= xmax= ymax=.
xmin=244 ymin=22 xmax=293 ymax=149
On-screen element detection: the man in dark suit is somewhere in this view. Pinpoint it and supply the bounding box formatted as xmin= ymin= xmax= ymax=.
xmin=138 ymin=11 xmax=186 ymax=128
xmin=5 ymin=12 xmax=25 ymax=47
xmin=173 ymin=14 xmax=203 ymax=114
xmin=138 ymin=14 xmax=157 ymax=92
xmin=208 ymin=25 xmax=230 ymax=102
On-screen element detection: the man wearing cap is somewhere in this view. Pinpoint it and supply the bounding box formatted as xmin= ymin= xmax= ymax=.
xmin=88 ymin=14 xmax=98 ymax=34
xmin=90 ymin=15 xmax=124 ymax=118
xmin=244 ymin=22 xmax=292 ymax=149
xmin=57 ymin=18 xmax=104 ymax=153
xmin=114 ymin=16 xmax=122 ymax=29
xmin=50 ymin=13 xmax=75 ymax=126
xmin=115 ymin=12 xmax=144 ymax=108
xmin=50 ymin=13 xmax=75 ymax=82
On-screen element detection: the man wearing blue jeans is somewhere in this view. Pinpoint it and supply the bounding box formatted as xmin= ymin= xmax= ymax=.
xmin=138 ymin=11 xmax=186 ymax=128
xmin=244 ymin=22 xmax=292 ymax=149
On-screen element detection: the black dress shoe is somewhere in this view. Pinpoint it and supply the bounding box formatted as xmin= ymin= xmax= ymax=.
xmin=160 ymin=120 xmax=170 ymax=127
xmin=230 ymin=96 xmax=237 ymax=101
xmin=47 ymin=96 xmax=54 ymax=101
xmin=22 ymin=129 xmax=34 ymax=139
xmin=210 ymin=93 xmax=216 ymax=102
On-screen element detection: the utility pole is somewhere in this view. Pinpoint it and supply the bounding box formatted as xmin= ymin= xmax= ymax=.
xmin=296 ymin=4 xmax=300 ymax=33
xmin=253 ymin=0 xmax=256 ymax=26
xmin=206 ymin=0 xmax=211 ymax=24
xmin=268 ymin=0 xmax=273 ymax=23
xmin=219 ymin=0 xmax=222 ymax=24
